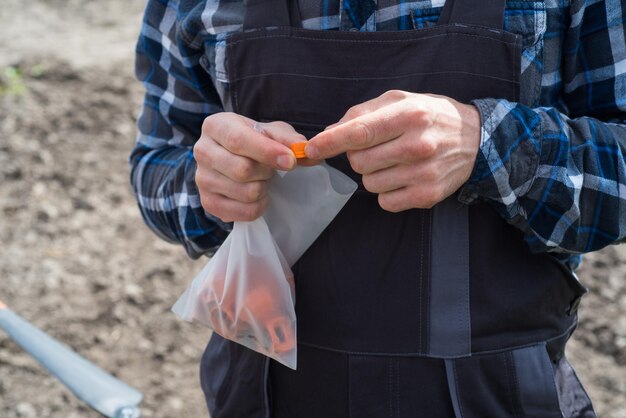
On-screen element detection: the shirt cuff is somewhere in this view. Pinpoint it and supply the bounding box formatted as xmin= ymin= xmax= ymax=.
xmin=458 ymin=98 xmax=542 ymax=213
xmin=203 ymin=211 xmax=233 ymax=233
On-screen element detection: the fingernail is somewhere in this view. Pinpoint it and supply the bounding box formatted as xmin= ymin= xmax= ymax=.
xmin=277 ymin=155 xmax=295 ymax=170
xmin=305 ymin=144 xmax=319 ymax=159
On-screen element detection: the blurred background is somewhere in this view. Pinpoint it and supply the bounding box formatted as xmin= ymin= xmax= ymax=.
xmin=0 ymin=1 xmax=625 ymax=417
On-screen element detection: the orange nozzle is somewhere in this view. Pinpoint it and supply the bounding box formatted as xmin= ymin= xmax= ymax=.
xmin=290 ymin=142 xmax=308 ymax=159
xmin=0 ymin=300 xmax=6 ymax=310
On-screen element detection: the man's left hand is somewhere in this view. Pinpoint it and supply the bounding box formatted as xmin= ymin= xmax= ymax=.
xmin=305 ymin=90 xmax=481 ymax=211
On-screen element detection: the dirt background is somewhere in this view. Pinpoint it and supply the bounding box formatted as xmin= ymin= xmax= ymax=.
xmin=0 ymin=1 xmax=624 ymax=417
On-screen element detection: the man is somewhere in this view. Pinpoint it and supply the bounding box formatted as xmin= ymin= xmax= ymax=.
xmin=131 ymin=0 xmax=626 ymax=416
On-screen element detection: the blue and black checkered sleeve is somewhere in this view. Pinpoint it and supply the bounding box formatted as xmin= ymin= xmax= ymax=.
xmin=129 ymin=0 xmax=230 ymax=258
xmin=460 ymin=0 xmax=626 ymax=255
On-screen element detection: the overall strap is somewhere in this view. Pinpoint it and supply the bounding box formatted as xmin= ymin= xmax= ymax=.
xmin=243 ymin=0 xmax=302 ymax=30
xmin=429 ymin=197 xmax=471 ymax=357
xmin=438 ymin=0 xmax=506 ymax=29
xmin=431 ymin=0 xmax=509 ymax=358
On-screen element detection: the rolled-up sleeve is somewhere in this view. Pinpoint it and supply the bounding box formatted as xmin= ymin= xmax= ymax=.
xmin=460 ymin=0 xmax=626 ymax=256
xmin=130 ymin=0 xmax=230 ymax=258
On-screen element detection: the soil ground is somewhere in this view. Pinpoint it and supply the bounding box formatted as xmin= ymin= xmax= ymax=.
xmin=0 ymin=1 xmax=625 ymax=417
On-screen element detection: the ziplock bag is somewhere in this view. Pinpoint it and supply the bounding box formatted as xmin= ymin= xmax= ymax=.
xmin=172 ymin=162 xmax=357 ymax=369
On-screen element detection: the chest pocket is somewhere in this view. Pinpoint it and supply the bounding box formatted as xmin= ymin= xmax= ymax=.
xmin=412 ymin=1 xmax=547 ymax=107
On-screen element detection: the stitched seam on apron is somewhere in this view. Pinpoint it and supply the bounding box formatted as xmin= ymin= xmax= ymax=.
xmin=231 ymin=71 xmax=522 ymax=83
xmin=226 ymin=43 xmax=239 ymax=112
xmin=347 ymin=354 xmax=352 ymax=418
xmin=388 ymin=357 xmax=393 ymax=418
xmin=510 ymin=351 xmax=523 ymax=418
xmin=503 ymin=352 xmax=513 ymax=417
xmin=228 ymin=23 xmax=515 ymax=43
xmin=540 ymin=344 xmax=565 ymax=417
xmin=395 ymin=358 xmax=400 ymax=418
xmin=298 ymin=322 xmax=577 ymax=357
xmin=418 ymin=211 xmax=424 ymax=352
xmin=426 ymin=210 xmax=433 ymax=354
xmin=228 ymin=28 xmax=519 ymax=45
xmin=453 ymin=361 xmax=465 ymax=418
xmin=504 ymin=352 xmax=521 ymax=418
xmin=462 ymin=214 xmax=471 ymax=354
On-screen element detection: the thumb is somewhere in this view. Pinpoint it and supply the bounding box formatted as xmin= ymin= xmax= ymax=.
xmin=256 ymin=121 xmax=320 ymax=167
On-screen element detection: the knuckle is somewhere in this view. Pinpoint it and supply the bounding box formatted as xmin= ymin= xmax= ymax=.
xmin=406 ymin=102 xmax=425 ymax=117
xmin=245 ymin=181 xmax=266 ymax=202
xmin=419 ymin=188 xmax=442 ymax=209
xmin=384 ymin=89 xmax=406 ymax=100
xmin=200 ymin=194 xmax=218 ymax=214
xmin=193 ymin=140 xmax=208 ymax=163
xmin=242 ymin=202 xmax=266 ymax=221
xmin=418 ymin=137 xmax=438 ymax=157
xmin=345 ymin=105 xmax=364 ymax=119
xmin=201 ymin=114 xmax=217 ymax=134
xmin=347 ymin=152 xmax=366 ymax=174
xmin=378 ymin=194 xmax=400 ymax=213
xmin=195 ymin=170 xmax=208 ymax=189
xmin=412 ymin=108 xmax=435 ymax=129
xmin=224 ymin=129 xmax=245 ymax=153
xmin=240 ymin=208 xmax=255 ymax=222
xmin=233 ymin=159 xmax=255 ymax=182
xmin=293 ymin=132 xmax=307 ymax=142
xmin=361 ymin=175 xmax=377 ymax=193
xmin=268 ymin=120 xmax=291 ymax=130
xmin=405 ymin=105 xmax=428 ymax=125
xmin=352 ymin=121 xmax=373 ymax=147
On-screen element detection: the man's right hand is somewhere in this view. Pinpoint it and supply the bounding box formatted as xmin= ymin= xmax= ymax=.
xmin=194 ymin=112 xmax=306 ymax=222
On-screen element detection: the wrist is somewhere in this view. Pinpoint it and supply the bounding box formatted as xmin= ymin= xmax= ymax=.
xmin=458 ymin=102 xmax=481 ymax=154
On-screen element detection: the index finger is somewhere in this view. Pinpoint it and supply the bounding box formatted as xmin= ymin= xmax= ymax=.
xmin=305 ymin=111 xmax=403 ymax=160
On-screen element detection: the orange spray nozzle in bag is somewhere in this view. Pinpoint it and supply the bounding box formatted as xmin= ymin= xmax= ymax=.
xmin=290 ymin=142 xmax=308 ymax=159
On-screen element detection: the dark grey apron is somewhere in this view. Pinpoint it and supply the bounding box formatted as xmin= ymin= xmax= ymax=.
xmin=199 ymin=0 xmax=596 ymax=417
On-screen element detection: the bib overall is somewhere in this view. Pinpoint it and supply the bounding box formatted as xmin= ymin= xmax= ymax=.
xmin=199 ymin=0 xmax=596 ymax=416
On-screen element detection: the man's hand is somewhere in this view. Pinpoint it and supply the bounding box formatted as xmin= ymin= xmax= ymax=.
xmin=305 ymin=90 xmax=481 ymax=211
xmin=194 ymin=113 xmax=307 ymax=222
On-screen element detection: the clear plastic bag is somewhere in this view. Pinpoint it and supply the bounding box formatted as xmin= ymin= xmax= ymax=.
xmin=172 ymin=162 xmax=357 ymax=369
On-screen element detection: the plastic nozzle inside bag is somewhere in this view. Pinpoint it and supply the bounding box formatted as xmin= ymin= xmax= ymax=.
xmin=172 ymin=162 xmax=357 ymax=369
xmin=174 ymin=220 xmax=297 ymax=364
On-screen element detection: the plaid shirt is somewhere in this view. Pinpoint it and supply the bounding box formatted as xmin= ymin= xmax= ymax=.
xmin=130 ymin=0 xmax=626 ymax=269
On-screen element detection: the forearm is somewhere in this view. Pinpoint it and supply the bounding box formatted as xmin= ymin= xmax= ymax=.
xmin=131 ymin=0 xmax=232 ymax=257
xmin=130 ymin=140 xmax=231 ymax=258
xmin=460 ymin=98 xmax=626 ymax=254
